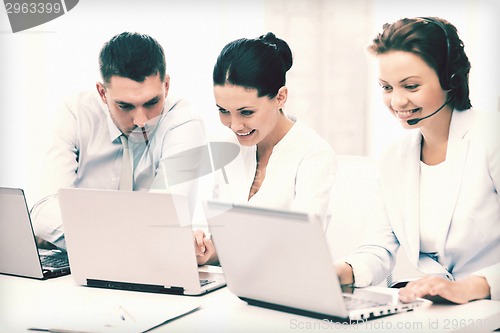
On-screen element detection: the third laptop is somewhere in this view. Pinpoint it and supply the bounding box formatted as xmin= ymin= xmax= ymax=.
xmin=204 ymin=200 xmax=424 ymax=321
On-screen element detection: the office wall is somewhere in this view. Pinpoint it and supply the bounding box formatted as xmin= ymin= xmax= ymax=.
xmin=263 ymin=0 xmax=374 ymax=155
xmin=0 ymin=0 xmax=498 ymax=206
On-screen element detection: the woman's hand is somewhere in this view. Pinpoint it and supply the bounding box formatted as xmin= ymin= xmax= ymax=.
xmin=398 ymin=275 xmax=490 ymax=304
xmin=193 ymin=229 xmax=218 ymax=266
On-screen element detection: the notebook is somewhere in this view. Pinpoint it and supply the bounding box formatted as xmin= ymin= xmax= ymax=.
xmin=58 ymin=187 xmax=226 ymax=296
xmin=0 ymin=187 xmax=70 ymax=279
xmin=204 ymin=200 xmax=425 ymax=321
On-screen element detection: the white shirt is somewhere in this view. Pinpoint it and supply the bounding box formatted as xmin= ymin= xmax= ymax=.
xmin=419 ymin=161 xmax=449 ymax=254
xmin=34 ymin=90 xmax=206 ymax=248
xmin=213 ymin=116 xmax=337 ymax=217
xmin=44 ymin=90 xmax=206 ymax=192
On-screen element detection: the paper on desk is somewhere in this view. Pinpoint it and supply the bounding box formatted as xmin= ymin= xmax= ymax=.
xmin=19 ymin=285 xmax=201 ymax=333
xmin=26 ymin=301 xmax=200 ymax=333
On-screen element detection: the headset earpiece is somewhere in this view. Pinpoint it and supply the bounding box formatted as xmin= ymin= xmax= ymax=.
xmin=419 ymin=17 xmax=454 ymax=90
xmin=448 ymin=73 xmax=461 ymax=90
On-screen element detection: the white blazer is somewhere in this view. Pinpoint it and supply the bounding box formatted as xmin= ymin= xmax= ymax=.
xmin=346 ymin=109 xmax=500 ymax=300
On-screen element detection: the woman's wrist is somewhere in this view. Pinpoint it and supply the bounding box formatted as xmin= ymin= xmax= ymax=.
xmin=463 ymin=275 xmax=490 ymax=302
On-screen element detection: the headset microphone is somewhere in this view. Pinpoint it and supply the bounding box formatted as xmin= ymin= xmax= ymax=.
xmin=406 ymin=94 xmax=453 ymax=125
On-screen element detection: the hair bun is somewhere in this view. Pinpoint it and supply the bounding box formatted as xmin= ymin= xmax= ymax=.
xmin=259 ymin=32 xmax=293 ymax=72
xmin=259 ymin=32 xmax=278 ymax=47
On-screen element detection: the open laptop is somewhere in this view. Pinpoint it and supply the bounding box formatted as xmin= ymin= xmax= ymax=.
xmin=0 ymin=187 xmax=70 ymax=279
xmin=204 ymin=200 xmax=424 ymax=321
xmin=58 ymin=187 xmax=225 ymax=296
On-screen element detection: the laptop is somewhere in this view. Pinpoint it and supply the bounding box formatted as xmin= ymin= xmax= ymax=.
xmin=0 ymin=187 xmax=70 ymax=279
xmin=57 ymin=187 xmax=226 ymax=296
xmin=204 ymin=200 xmax=424 ymax=321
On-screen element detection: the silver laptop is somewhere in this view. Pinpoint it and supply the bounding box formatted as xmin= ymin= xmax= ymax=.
xmin=204 ymin=200 xmax=424 ymax=321
xmin=0 ymin=187 xmax=70 ymax=279
xmin=58 ymin=188 xmax=225 ymax=296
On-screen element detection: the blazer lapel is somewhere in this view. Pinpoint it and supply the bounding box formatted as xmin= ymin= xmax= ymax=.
xmin=434 ymin=110 xmax=471 ymax=252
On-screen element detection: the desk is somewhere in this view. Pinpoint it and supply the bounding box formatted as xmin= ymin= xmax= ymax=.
xmin=1 ymin=273 xmax=499 ymax=333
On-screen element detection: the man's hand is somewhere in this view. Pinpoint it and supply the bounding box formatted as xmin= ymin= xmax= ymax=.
xmin=334 ymin=261 xmax=355 ymax=285
xmin=35 ymin=236 xmax=57 ymax=250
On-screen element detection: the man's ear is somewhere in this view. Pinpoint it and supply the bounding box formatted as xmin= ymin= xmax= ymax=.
xmin=96 ymin=82 xmax=107 ymax=104
xmin=164 ymin=74 xmax=171 ymax=97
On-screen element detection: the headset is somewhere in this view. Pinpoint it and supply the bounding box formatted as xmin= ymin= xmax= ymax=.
xmin=418 ymin=16 xmax=456 ymax=90
xmin=406 ymin=17 xmax=456 ymax=125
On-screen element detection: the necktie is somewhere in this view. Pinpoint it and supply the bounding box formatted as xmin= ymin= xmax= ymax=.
xmin=119 ymin=135 xmax=133 ymax=191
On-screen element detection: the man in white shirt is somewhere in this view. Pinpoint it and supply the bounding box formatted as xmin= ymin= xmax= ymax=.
xmin=35 ymin=32 xmax=206 ymax=250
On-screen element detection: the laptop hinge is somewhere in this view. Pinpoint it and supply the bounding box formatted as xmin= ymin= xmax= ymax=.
xmin=87 ymin=279 xmax=185 ymax=295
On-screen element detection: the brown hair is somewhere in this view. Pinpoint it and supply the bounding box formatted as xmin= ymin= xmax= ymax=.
xmin=368 ymin=17 xmax=471 ymax=110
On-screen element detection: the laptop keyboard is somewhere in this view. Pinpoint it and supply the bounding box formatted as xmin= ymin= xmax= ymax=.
xmin=344 ymin=295 xmax=386 ymax=310
xmin=200 ymin=279 xmax=215 ymax=287
xmin=40 ymin=255 xmax=69 ymax=268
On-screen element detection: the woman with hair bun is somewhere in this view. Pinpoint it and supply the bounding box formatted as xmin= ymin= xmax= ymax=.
xmin=196 ymin=32 xmax=337 ymax=265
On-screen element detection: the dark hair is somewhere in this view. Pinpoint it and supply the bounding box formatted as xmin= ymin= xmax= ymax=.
xmin=213 ymin=32 xmax=293 ymax=98
xmin=99 ymin=32 xmax=166 ymax=86
xmin=368 ymin=17 xmax=471 ymax=110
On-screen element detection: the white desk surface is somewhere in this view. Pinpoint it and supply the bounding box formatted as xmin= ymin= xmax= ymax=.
xmin=1 ymin=271 xmax=499 ymax=333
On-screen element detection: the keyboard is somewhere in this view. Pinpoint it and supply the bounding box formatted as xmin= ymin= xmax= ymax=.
xmin=200 ymin=279 xmax=215 ymax=287
xmin=344 ymin=295 xmax=386 ymax=310
xmin=40 ymin=255 xmax=69 ymax=268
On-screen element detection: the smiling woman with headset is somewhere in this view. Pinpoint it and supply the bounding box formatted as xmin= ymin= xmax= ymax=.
xmin=335 ymin=17 xmax=500 ymax=303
